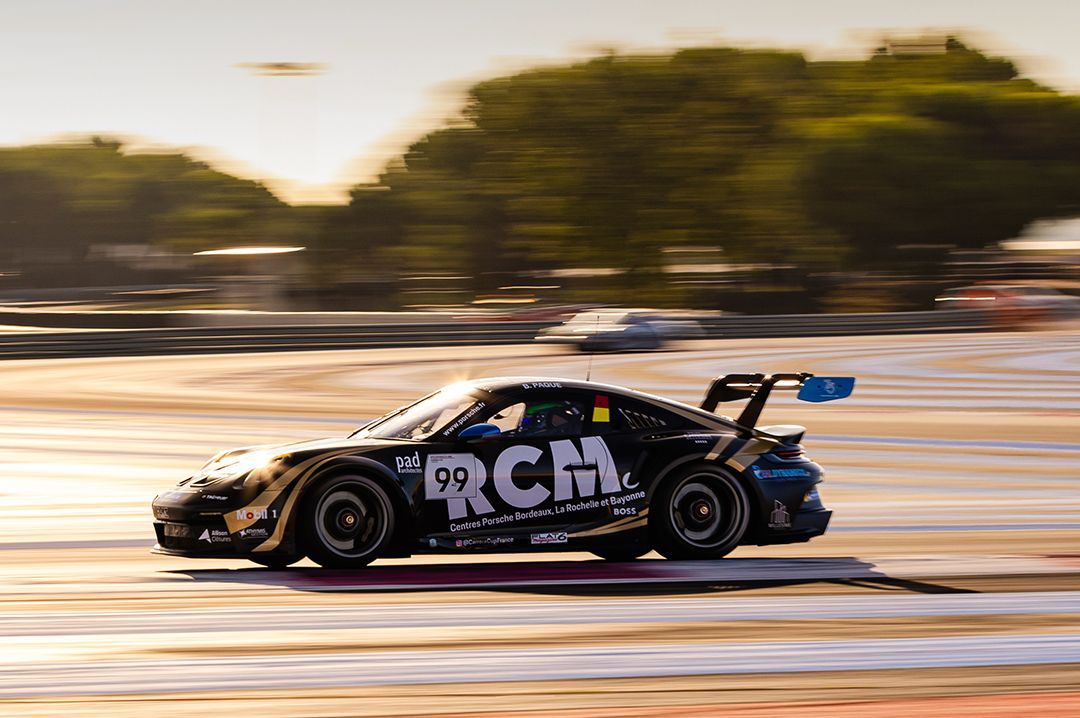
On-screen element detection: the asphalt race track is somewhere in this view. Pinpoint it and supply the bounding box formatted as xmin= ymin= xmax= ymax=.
xmin=1 ymin=330 xmax=1079 ymax=716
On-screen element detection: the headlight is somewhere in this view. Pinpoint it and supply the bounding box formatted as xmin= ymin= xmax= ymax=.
xmin=240 ymin=454 xmax=291 ymax=491
xmin=191 ymin=452 xmax=275 ymax=485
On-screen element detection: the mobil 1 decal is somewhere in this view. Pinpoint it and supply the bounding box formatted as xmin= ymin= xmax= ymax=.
xmin=428 ymin=436 xmax=646 ymax=533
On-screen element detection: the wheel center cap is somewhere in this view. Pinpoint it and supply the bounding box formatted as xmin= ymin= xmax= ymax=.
xmin=693 ymin=500 xmax=711 ymax=518
xmin=338 ymin=510 xmax=358 ymax=530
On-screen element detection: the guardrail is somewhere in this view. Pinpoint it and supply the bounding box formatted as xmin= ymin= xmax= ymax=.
xmin=0 ymin=310 xmax=989 ymax=360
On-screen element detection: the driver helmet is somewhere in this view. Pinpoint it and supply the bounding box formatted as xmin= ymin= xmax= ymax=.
xmin=520 ymin=400 xmax=582 ymax=436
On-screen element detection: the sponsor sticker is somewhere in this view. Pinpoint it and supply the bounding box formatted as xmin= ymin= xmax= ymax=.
xmin=442 ymin=402 xmax=487 ymax=436
xmin=768 ymin=500 xmax=791 ymax=529
xmin=236 ymin=508 xmax=277 ymax=520
xmin=455 ymin=536 xmax=514 ymax=548
xmin=425 ymin=453 xmax=482 ymax=499
xmin=522 ymin=382 xmax=562 ymax=390
xmin=530 ymin=531 xmax=568 ymax=545
xmin=201 ymin=494 xmax=229 ymax=501
xmin=443 ymin=437 xmax=646 ymax=529
xmin=198 ymin=528 xmax=231 ymax=544
xmin=395 ymin=451 xmax=422 ymax=474
xmin=239 ymin=527 xmax=269 ymax=539
xmin=751 ymin=466 xmax=811 ymax=480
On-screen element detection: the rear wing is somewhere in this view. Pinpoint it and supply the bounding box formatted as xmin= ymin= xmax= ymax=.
xmin=700 ymin=373 xmax=855 ymax=434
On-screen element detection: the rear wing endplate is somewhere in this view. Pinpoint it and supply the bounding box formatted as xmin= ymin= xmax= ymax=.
xmin=700 ymin=373 xmax=854 ymax=434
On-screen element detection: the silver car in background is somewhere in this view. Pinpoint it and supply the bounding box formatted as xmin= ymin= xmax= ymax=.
xmin=536 ymin=308 xmax=705 ymax=352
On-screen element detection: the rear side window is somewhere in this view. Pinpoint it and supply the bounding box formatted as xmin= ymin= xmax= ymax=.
xmin=612 ymin=398 xmax=687 ymax=431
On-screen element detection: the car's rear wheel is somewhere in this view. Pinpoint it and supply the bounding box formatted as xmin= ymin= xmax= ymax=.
xmin=651 ymin=466 xmax=749 ymax=560
xmin=301 ymin=475 xmax=395 ymax=568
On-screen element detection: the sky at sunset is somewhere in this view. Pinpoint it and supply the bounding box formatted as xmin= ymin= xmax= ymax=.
xmin=2 ymin=0 xmax=1077 ymax=203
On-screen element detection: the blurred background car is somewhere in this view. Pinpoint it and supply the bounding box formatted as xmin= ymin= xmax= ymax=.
xmin=535 ymin=308 xmax=705 ymax=352
xmin=934 ymin=283 xmax=1080 ymax=323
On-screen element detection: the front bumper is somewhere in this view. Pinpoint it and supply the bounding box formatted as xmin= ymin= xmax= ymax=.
xmin=151 ymin=517 xmax=295 ymax=559
xmin=152 ymin=519 xmax=242 ymax=558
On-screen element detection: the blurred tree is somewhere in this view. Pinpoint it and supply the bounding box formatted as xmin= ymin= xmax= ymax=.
xmin=0 ymin=139 xmax=294 ymax=281
xmin=336 ymin=39 xmax=1080 ymax=304
xmin=4 ymin=38 xmax=1080 ymax=311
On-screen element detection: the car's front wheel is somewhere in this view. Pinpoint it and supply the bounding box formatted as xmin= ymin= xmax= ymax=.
xmin=651 ymin=466 xmax=750 ymax=560
xmin=300 ymin=475 xmax=395 ymax=568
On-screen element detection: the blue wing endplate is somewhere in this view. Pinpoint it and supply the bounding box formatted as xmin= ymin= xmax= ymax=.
xmin=797 ymin=376 xmax=855 ymax=403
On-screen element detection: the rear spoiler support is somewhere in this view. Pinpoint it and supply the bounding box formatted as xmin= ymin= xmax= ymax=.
xmin=701 ymin=372 xmax=855 ymax=434
xmin=701 ymin=373 xmax=812 ymax=435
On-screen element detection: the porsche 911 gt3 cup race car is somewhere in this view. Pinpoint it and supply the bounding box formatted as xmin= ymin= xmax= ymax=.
xmin=152 ymin=373 xmax=854 ymax=568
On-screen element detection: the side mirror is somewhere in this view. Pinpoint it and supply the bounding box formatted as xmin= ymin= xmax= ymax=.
xmin=458 ymin=423 xmax=501 ymax=439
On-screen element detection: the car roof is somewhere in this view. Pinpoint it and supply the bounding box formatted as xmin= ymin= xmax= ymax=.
xmin=462 ymin=376 xmax=731 ymax=428
xmin=467 ymin=376 xmax=635 ymax=394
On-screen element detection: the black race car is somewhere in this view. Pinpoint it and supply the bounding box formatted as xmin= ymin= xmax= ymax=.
xmin=152 ymin=373 xmax=853 ymax=568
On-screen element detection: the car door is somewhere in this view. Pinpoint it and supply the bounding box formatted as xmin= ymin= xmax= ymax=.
xmin=429 ymin=390 xmax=630 ymax=539
xmin=473 ymin=391 xmax=605 ymax=535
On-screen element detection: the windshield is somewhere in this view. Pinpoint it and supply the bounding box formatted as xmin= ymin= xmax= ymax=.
xmin=353 ymin=387 xmax=484 ymax=441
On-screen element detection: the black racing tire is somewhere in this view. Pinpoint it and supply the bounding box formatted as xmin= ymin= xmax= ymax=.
xmin=650 ymin=465 xmax=750 ymax=560
xmin=590 ymin=542 xmax=651 ymax=562
xmin=249 ymin=554 xmax=301 ymax=570
xmin=300 ymin=474 xmax=395 ymax=568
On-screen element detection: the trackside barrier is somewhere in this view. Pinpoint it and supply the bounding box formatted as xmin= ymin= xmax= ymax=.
xmin=0 ymin=310 xmax=989 ymax=360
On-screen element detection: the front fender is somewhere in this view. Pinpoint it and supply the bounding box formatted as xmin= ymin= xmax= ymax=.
xmin=286 ymin=455 xmax=416 ymax=557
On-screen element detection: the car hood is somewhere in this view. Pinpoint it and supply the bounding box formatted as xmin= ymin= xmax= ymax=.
xmin=199 ymin=436 xmax=415 ymax=475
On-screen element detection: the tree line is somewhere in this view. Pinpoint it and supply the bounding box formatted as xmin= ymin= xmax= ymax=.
xmin=2 ymin=40 xmax=1079 ymax=309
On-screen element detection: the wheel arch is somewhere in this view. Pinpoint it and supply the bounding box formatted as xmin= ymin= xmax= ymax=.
xmin=292 ymin=456 xmax=415 ymax=557
xmin=646 ymin=454 xmax=765 ymax=541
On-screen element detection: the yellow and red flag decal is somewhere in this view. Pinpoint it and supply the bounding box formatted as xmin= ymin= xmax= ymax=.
xmin=592 ymin=395 xmax=610 ymax=423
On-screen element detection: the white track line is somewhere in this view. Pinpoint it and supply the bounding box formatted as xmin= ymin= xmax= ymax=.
xmin=1 ymin=590 xmax=1077 ymax=637
xmin=3 ymin=634 xmax=1079 ymax=698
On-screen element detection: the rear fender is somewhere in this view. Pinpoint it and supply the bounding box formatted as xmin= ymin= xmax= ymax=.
xmin=646 ymin=452 xmax=768 ymax=532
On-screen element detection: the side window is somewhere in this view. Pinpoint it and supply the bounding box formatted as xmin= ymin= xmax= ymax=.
xmin=488 ymin=402 xmax=526 ymax=434
xmin=612 ymin=398 xmax=687 ymax=432
xmin=488 ymin=397 xmax=586 ymax=438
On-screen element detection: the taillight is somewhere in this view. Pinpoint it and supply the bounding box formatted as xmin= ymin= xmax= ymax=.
xmin=774 ymin=447 xmax=804 ymax=459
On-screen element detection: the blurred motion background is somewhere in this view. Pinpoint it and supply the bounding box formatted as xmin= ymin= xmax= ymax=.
xmin=2 ymin=3 xmax=1080 ymax=717
xmin=0 ymin=1 xmax=1078 ymax=317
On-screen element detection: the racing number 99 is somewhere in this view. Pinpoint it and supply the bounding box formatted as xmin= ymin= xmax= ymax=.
xmin=424 ymin=453 xmax=480 ymax=499
xmin=433 ymin=466 xmax=469 ymax=493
